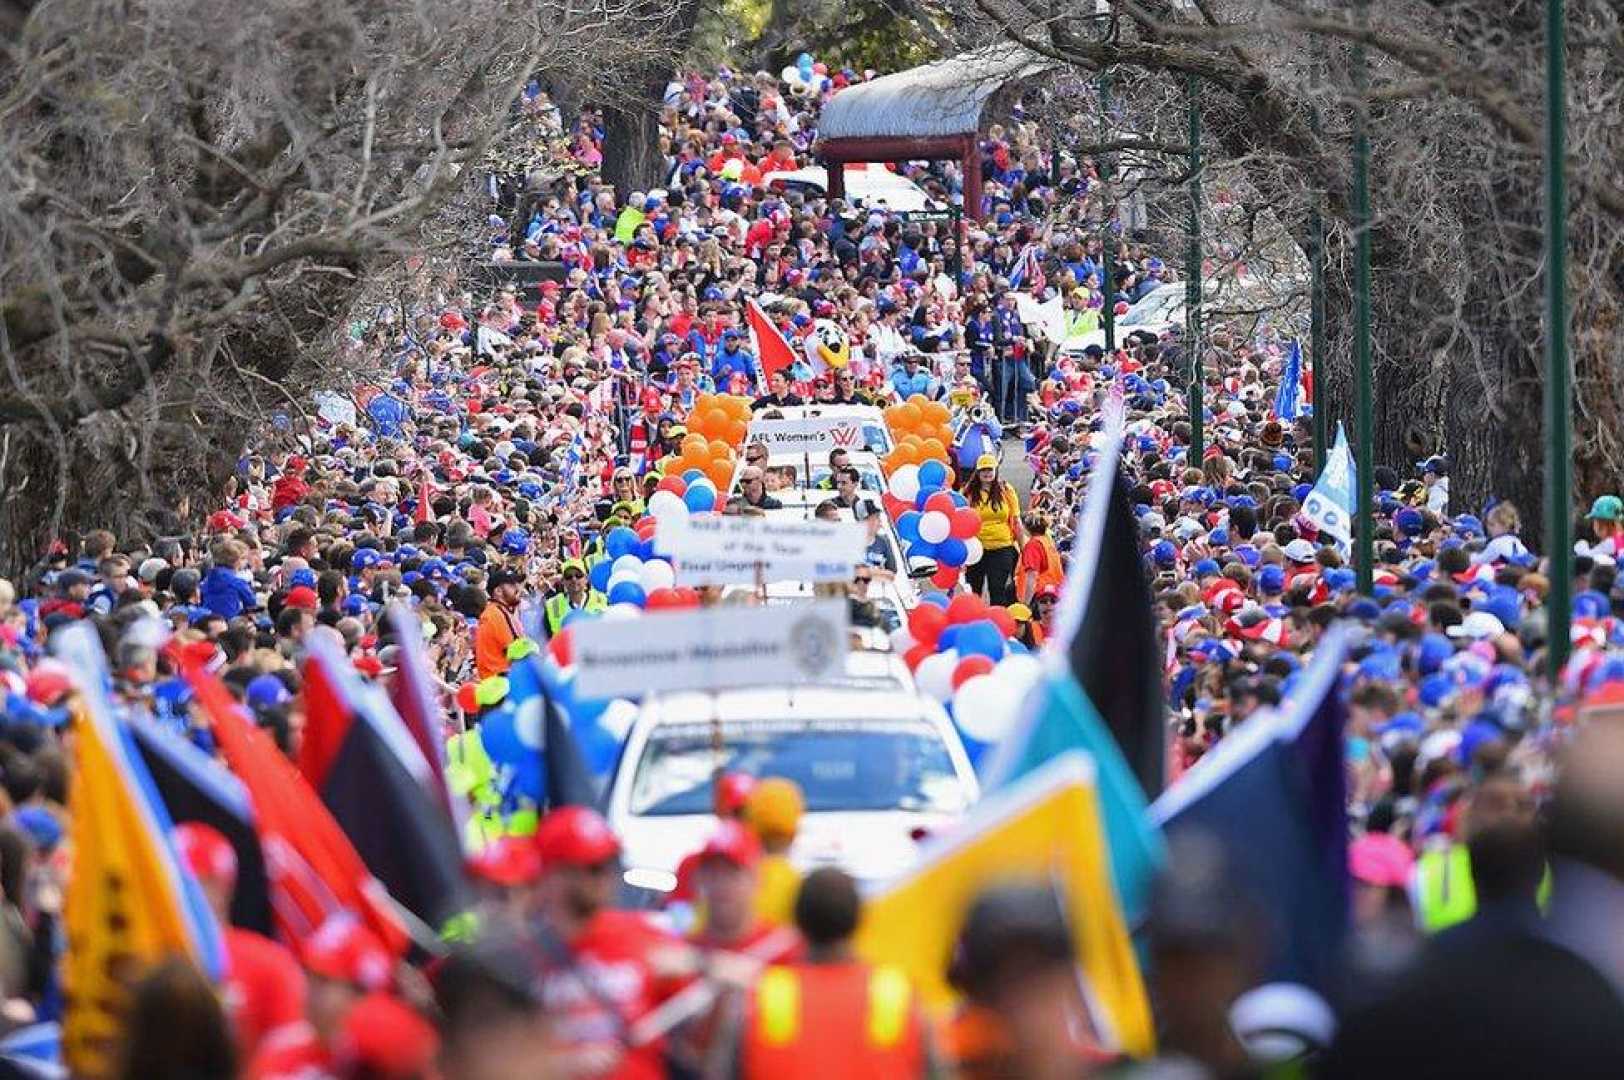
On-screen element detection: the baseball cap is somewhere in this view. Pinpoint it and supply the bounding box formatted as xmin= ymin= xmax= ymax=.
xmin=304 ymin=916 xmax=394 ymax=991
xmin=137 ymin=557 xmax=169 ymax=584
xmin=716 ymin=772 xmax=757 ymax=816
xmin=245 ymin=673 xmax=292 ymax=711
xmin=744 ymin=777 xmax=804 ymax=841
xmin=698 ymin=821 xmax=762 ymax=868
xmin=1588 ymin=495 xmax=1624 ymax=522
xmin=534 ymin=806 xmax=620 ymax=867
xmin=173 ymin=822 xmax=238 ymax=887
xmin=1283 ymin=539 xmax=1317 ymax=563
xmin=337 ymin=994 xmax=439 ymax=1079
xmin=1447 ymin=610 xmax=1506 ymax=640
xmin=465 ymin=836 xmax=543 ymax=887
xmin=1348 ymin=833 xmax=1414 ymax=888
xmin=283 ymin=586 xmax=319 ymax=612
xmin=1257 ymin=565 xmax=1286 ymax=594
xmin=974 ymin=454 xmax=998 ymax=471
xmin=487 ymin=567 xmax=526 ymax=590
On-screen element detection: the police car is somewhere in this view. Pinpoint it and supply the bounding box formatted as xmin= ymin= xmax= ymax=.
xmin=607 ymin=652 xmax=979 ymax=894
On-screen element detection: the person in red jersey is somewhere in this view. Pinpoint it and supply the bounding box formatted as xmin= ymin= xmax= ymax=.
xmin=249 ymin=914 xmax=395 ymax=1080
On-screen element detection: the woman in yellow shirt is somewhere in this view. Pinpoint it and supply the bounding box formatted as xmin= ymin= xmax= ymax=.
xmin=963 ymin=453 xmax=1024 ymax=606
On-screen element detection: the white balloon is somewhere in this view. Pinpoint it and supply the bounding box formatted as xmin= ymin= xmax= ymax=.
xmin=889 ymin=464 xmax=921 ymax=502
xmin=606 ymin=571 xmax=641 ymax=595
xmin=640 ymin=559 xmax=676 ymax=592
xmin=603 ymin=603 xmax=642 ymax=621
xmin=964 ymin=537 xmax=985 ymax=565
xmin=919 ymin=510 xmax=951 ymax=544
xmin=914 ymin=648 xmax=959 ymax=702
xmin=995 ymin=653 xmax=1044 ymax=689
xmin=612 ymin=554 xmax=644 ymax=579
xmin=515 ymin=696 xmax=545 ymax=748
xmin=953 ymin=673 xmax=1027 ymax=743
xmin=648 ymin=490 xmax=687 ymax=521
xmin=599 ymin=698 xmax=639 ymax=741
xmin=890 ymin=627 xmax=916 ymax=655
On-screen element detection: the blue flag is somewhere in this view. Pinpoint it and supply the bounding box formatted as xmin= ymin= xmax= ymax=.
xmin=982 ymin=414 xmax=1165 ymax=930
xmin=512 ymin=657 xmax=599 ymax=809
xmin=1303 ymin=422 xmax=1356 ymax=551
xmin=1149 ymin=625 xmax=1352 ymax=990
xmin=1274 ymin=340 xmax=1303 ymax=421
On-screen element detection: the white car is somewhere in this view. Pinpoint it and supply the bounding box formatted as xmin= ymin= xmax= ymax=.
xmin=607 ymin=660 xmax=979 ymax=895
xmin=730 ymin=449 xmax=887 ymax=498
xmin=762 ymin=166 xmax=939 ymax=212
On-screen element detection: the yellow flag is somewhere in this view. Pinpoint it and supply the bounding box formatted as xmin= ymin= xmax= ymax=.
xmin=855 ymin=752 xmax=1155 ymax=1058
xmin=59 ymin=628 xmax=216 ymax=1078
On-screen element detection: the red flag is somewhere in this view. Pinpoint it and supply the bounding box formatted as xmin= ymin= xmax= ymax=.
xmin=386 ymin=606 xmax=457 ymax=822
xmin=745 ymin=298 xmax=797 ymax=380
xmin=415 ymin=476 xmax=434 ymax=525
xmin=183 ymin=662 xmax=410 ymax=957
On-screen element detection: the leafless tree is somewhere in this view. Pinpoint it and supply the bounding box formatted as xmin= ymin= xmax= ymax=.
xmin=0 ymin=0 xmax=675 ymax=576
xmin=927 ymin=0 xmax=1624 ymax=539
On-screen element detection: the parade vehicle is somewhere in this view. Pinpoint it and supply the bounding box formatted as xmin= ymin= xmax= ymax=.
xmin=762 ymin=404 xmax=895 ymax=454
xmin=761 ymin=165 xmax=939 ymax=212
xmin=607 ymin=652 xmax=979 ymax=896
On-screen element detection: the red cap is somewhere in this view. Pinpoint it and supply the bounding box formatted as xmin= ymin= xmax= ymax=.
xmin=715 ymin=772 xmax=757 ymax=817
xmin=208 ymin=510 xmax=246 ymax=533
xmin=286 ymin=455 xmax=308 ymax=474
xmin=337 ymin=993 xmax=439 ymax=1079
xmin=283 ymin=586 xmax=319 ymax=612
xmin=303 ymin=916 xmax=394 ymax=991
xmin=173 ymin=823 xmax=238 ymax=888
xmin=698 ymin=821 xmax=761 ymax=868
xmin=534 ymin=806 xmax=620 ymax=868
xmin=353 ymin=654 xmax=384 ymax=678
xmin=466 ymin=836 xmax=542 ymax=887
xmin=24 ymin=660 xmax=73 ymax=706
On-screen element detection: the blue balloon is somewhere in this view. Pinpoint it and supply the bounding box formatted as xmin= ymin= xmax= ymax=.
xmin=914 ymin=485 xmax=941 ymax=511
xmin=909 ymin=539 xmax=939 ymax=559
xmin=636 ymin=538 xmax=657 ymax=560
xmin=561 ymin=608 xmax=597 ymax=628
xmin=589 ymin=559 xmax=612 ymax=592
xmin=683 ymin=468 xmax=705 ymax=483
xmin=684 ymin=485 xmax=717 ymax=512
xmin=1005 ymin=638 xmax=1029 ymax=654
xmin=896 ymin=511 xmax=922 ymax=543
xmin=917 ymin=460 xmax=948 ymax=488
xmin=574 ymin=719 xmax=620 ymax=777
xmin=936 ymin=538 xmax=968 ymax=566
xmin=949 ymin=491 xmax=969 ymax=509
xmin=957 ymin=619 xmax=1006 ymax=661
xmin=937 ymin=625 xmax=963 ymax=653
xmin=608 ymin=581 xmax=646 ymax=607
xmin=920 ymin=592 xmax=951 ymax=609
xmin=479 ymin=705 xmax=525 ymax=765
xmin=509 ymin=755 xmax=545 ymax=801
xmin=606 ymin=526 xmax=639 ymax=559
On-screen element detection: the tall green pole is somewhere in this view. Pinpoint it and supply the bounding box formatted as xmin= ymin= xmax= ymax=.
xmin=1544 ymin=0 xmax=1571 ymax=676
xmin=1309 ymin=35 xmax=1328 ymax=473
xmin=1353 ymin=2 xmax=1375 ymax=594
xmin=1186 ymin=74 xmax=1204 ymax=464
xmin=1100 ymin=68 xmax=1115 ymax=352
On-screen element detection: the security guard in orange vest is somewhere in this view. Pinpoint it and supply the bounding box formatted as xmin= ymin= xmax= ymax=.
xmin=733 ymin=867 xmax=933 ymax=1079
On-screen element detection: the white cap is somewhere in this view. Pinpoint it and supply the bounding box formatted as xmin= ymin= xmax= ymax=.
xmin=1283 ymin=538 xmax=1317 ymax=563
xmin=1447 ymin=611 xmax=1506 ymax=640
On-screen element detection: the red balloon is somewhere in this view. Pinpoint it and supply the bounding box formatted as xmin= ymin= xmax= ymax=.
xmin=950 ymin=507 xmax=982 ymax=539
xmin=883 ymin=494 xmax=910 ymax=520
xmin=907 ymin=603 xmax=948 ymax=645
xmin=904 ymin=643 xmax=934 ymax=671
xmin=952 ymin=654 xmax=997 ymax=689
xmin=646 ymin=587 xmax=684 ymax=610
xmin=674 ymin=586 xmax=704 ymax=608
xmin=548 ymin=628 xmax=573 ymax=667
xmin=455 ymin=682 xmax=480 ymax=714
xmin=657 ymin=475 xmax=687 ymax=495
xmin=990 ymin=607 xmax=1018 ymax=639
xmin=635 ymin=518 xmax=657 ymax=540
xmin=945 ymin=592 xmax=986 ymax=625
xmin=932 ymin=564 xmax=962 ymax=591
xmin=924 ymin=492 xmax=955 ymax=516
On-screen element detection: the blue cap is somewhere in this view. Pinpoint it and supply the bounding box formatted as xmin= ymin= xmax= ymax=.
xmin=1324 ymin=567 xmax=1357 ymax=594
xmin=1454 ymin=514 xmax=1484 ymax=537
xmin=1193 ymin=559 xmax=1220 ymax=577
xmin=1151 ymin=540 xmax=1177 ymax=567
xmin=1419 ymin=672 xmax=1457 ymax=709
xmin=1348 ymin=598 xmax=1382 ymax=622
xmin=1209 ymin=527 xmax=1230 ymax=547
xmin=1272 ymin=453 xmax=1293 ymax=472
xmin=1257 ymin=565 xmax=1286 ymax=593
xmin=1357 ymin=646 xmax=1402 ymax=680
xmin=246 ymin=673 xmax=292 ymax=712
xmin=1395 ymin=507 xmax=1425 ymax=537
xmin=341 ymin=594 xmax=370 ymax=616
xmin=1233 ymin=544 xmax=1261 ymax=568
xmin=11 ymin=807 xmax=61 ymax=853
xmin=1574 ymin=590 xmax=1611 ymax=619
xmin=1458 ymin=718 xmax=1505 ymax=765
xmin=289 ymin=568 xmax=318 ymax=589
xmin=1380 ymin=711 xmax=1425 ymax=738
xmin=1476 ymin=587 xmax=1522 ymax=630
xmin=1417 ymin=633 xmax=1454 ymax=675
xmin=1292 ymin=483 xmax=1312 ymax=502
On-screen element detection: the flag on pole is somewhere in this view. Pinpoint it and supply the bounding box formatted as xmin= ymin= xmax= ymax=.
xmin=745 ymin=298 xmax=798 ymax=381
xmin=56 ymin=625 xmax=224 ymax=1078
xmin=856 ymin=753 xmax=1154 ymax=1057
xmin=303 ymin=637 xmax=472 ymax=932
xmin=129 ymin=715 xmax=275 ymax=936
xmin=414 ymin=475 xmax=435 ymax=525
xmin=1273 ymin=340 xmax=1303 ymax=421
xmin=982 ymin=411 xmax=1163 ymax=930
xmin=511 ymin=657 xmax=599 ymax=809
xmin=1149 ymin=625 xmax=1352 ymax=990
xmin=1302 ymin=422 xmax=1356 ymax=552
xmin=183 ymin=658 xmax=411 ymax=958
xmin=386 ymin=605 xmax=458 ymax=823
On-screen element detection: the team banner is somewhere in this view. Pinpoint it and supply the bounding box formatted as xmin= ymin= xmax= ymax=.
xmin=745 ymin=416 xmax=865 ymax=455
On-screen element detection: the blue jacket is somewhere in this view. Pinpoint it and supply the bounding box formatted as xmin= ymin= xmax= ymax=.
xmin=712 ymin=346 xmax=756 ymax=388
xmin=200 ymin=567 xmax=258 ymax=619
xmin=891 ymin=366 xmax=935 ymax=399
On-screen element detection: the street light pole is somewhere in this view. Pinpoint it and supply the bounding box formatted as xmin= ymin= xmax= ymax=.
xmin=1352 ymin=1 xmax=1375 ymax=595
xmin=1544 ymin=0 xmax=1572 ymax=676
xmin=1186 ymin=73 xmax=1204 ymax=465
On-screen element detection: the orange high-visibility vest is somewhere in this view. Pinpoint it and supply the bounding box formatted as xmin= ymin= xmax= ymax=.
xmin=741 ymin=962 xmax=925 ymax=1080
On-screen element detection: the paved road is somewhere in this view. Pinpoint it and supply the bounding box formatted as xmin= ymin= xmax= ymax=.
xmin=1002 ymin=434 xmax=1034 ymax=511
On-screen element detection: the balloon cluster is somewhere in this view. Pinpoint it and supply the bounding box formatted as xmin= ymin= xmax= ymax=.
xmin=885 ymin=459 xmax=980 ymax=590
xmin=684 ymin=393 xmax=753 ymax=450
xmin=476 ymin=656 xmax=628 ymax=797
xmin=780 ymin=52 xmax=831 ymax=99
xmin=574 ymin=525 xmax=690 ymax=610
xmin=883 ymin=396 xmax=955 ymax=473
xmin=890 ymin=594 xmax=1044 ymax=766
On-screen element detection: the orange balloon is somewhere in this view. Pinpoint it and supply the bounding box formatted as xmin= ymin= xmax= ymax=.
xmin=726 ymin=395 xmax=753 ymax=422
xmin=706 ymin=461 xmax=734 ymax=489
xmin=682 ymin=434 xmax=708 ymax=455
xmin=923 ymin=401 xmax=951 ymax=426
xmin=907 ymin=393 xmax=930 ymax=409
xmin=723 ymin=418 xmax=748 ymax=445
xmin=694 ymin=393 xmax=717 ymax=417
xmin=702 ymin=407 xmax=729 ymax=434
xmin=900 ymin=434 xmax=923 ymax=451
xmin=894 ymin=403 xmax=922 ymax=430
xmin=707 ymin=438 xmax=731 ymax=459
xmin=921 ymin=438 xmax=947 ymax=461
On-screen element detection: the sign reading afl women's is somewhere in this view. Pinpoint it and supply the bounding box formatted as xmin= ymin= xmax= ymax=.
xmin=570 ymin=601 xmax=850 ymax=699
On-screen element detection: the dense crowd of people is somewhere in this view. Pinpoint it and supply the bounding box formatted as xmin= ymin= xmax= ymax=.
xmin=0 ymin=52 xmax=1620 ymax=1080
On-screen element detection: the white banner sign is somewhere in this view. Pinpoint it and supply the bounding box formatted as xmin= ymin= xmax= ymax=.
xmin=313 ymin=391 xmax=357 ymax=427
xmin=746 ymin=416 xmax=865 ymax=456
xmin=657 ymin=514 xmax=865 ymax=585
xmin=571 ymin=600 xmax=850 ymax=698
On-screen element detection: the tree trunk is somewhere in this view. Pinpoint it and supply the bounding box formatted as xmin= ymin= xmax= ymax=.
xmin=598 ymin=0 xmax=700 ymax=199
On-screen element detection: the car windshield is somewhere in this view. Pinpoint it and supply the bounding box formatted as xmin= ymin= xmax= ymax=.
xmin=1121 ymin=287 xmax=1183 ymax=327
xmin=862 ymin=422 xmax=891 ymax=452
xmin=808 ymin=465 xmax=885 ymax=491
xmin=630 ymin=718 xmax=970 ymax=817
